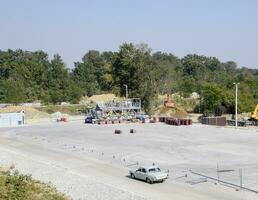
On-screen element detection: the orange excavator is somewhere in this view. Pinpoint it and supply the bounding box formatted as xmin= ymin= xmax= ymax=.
xmin=164 ymin=94 xmax=175 ymax=108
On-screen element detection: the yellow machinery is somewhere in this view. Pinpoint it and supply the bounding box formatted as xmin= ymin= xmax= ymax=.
xmin=250 ymin=104 xmax=258 ymax=120
xmin=228 ymin=104 xmax=258 ymax=126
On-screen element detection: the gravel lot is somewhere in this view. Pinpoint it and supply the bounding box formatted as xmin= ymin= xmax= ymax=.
xmin=0 ymin=121 xmax=258 ymax=200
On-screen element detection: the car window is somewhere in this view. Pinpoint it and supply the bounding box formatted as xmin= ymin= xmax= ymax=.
xmin=149 ymin=168 xmax=155 ymax=172
xmin=149 ymin=168 xmax=161 ymax=172
xmin=142 ymin=168 xmax=146 ymax=173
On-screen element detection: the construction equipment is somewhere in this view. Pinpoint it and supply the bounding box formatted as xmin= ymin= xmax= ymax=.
xmin=227 ymin=104 xmax=258 ymax=126
xmin=250 ymin=104 xmax=258 ymax=121
xmin=164 ymin=94 xmax=175 ymax=108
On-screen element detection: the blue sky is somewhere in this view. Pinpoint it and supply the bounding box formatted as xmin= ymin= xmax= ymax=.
xmin=1 ymin=0 xmax=258 ymax=68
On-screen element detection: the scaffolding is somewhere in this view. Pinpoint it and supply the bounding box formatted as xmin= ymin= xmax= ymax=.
xmin=87 ymin=98 xmax=141 ymax=119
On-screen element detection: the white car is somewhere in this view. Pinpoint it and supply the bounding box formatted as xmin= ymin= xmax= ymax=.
xmin=129 ymin=166 xmax=169 ymax=184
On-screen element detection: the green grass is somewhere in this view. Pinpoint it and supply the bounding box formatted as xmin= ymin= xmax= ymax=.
xmin=0 ymin=168 xmax=69 ymax=200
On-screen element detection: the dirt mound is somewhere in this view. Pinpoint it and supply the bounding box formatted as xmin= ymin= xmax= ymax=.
xmin=89 ymin=94 xmax=121 ymax=102
xmin=154 ymin=106 xmax=188 ymax=118
xmin=80 ymin=94 xmax=121 ymax=104
xmin=158 ymin=93 xmax=199 ymax=113
xmin=0 ymin=106 xmax=50 ymax=119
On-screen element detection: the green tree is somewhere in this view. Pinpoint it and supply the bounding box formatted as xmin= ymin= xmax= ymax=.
xmin=66 ymin=80 xmax=83 ymax=104
xmin=112 ymin=43 xmax=157 ymax=112
xmin=152 ymin=52 xmax=182 ymax=94
xmin=178 ymin=76 xmax=196 ymax=97
xmin=0 ymin=79 xmax=26 ymax=104
xmin=48 ymin=54 xmax=69 ymax=103
xmin=181 ymin=54 xmax=222 ymax=81
xmin=200 ymin=83 xmax=225 ymax=115
xmin=72 ymin=62 xmax=99 ymax=96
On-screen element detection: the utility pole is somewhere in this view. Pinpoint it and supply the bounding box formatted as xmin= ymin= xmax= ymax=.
xmin=123 ymin=84 xmax=128 ymax=99
xmin=233 ymin=83 xmax=239 ymax=129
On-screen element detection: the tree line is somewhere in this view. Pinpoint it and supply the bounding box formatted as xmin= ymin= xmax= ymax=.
xmin=0 ymin=43 xmax=258 ymax=115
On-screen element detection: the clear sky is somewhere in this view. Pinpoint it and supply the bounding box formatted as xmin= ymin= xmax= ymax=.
xmin=1 ymin=0 xmax=258 ymax=68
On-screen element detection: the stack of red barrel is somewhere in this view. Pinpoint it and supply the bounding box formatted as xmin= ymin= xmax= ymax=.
xmin=159 ymin=117 xmax=192 ymax=126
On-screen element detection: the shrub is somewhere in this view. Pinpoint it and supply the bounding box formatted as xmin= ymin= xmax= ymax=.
xmin=0 ymin=168 xmax=68 ymax=200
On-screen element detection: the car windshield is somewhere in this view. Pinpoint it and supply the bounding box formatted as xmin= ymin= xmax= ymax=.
xmin=148 ymin=167 xmax=161 ymax=172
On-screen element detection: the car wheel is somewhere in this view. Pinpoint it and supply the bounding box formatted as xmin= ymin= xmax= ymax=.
xmin=146 ymin=178 xmax=152 ymax=184
xmin=130 ymin=173 xmax=135 ymax=179
xmin=161 ymin=179 xmax=165 ymax=183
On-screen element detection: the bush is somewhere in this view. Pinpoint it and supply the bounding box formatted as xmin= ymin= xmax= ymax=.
xmin=0 ymin=168 xmax=68 ymax=200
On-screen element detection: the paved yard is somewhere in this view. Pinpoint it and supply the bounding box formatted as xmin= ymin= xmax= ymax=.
xmin=0 ymin=121 xmax=258 ymax=199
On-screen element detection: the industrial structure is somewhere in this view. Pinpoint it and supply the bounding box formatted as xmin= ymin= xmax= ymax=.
xmin=86 ymin=98 xmax=141 ymax=121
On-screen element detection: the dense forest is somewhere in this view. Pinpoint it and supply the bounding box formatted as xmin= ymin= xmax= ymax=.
xmin=0 ymin=43 xmax=258 ymax=115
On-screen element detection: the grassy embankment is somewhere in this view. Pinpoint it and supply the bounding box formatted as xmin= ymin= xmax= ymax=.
xmin=0 ymin=167 xmax=68 ymax=200
xmin=36 ymin=104 xmax=90 ymax=115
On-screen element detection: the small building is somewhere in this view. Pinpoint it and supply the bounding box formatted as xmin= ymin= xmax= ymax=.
xmin=0 ymin=112 xmax=25 ymax=127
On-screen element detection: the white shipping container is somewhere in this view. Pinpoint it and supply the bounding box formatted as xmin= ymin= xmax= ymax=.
xmin=0 ymin=113 xmax=25 ymax=127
